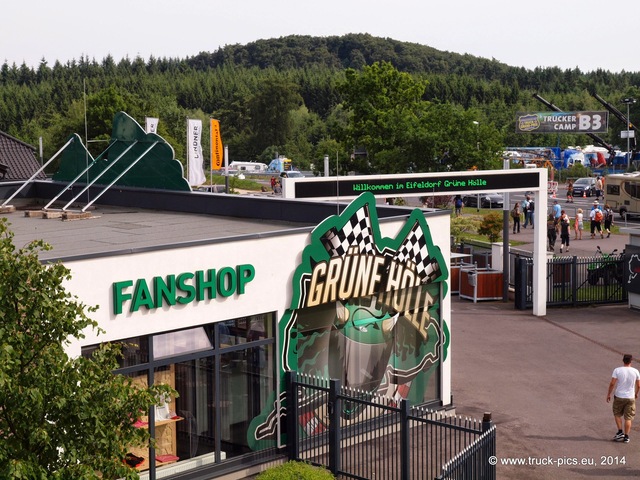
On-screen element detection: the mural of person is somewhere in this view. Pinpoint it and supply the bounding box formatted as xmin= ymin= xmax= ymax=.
xmin=247 ymin=193 xmax=449 ymax=450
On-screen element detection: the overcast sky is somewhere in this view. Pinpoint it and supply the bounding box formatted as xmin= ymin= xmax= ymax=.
xmin=4 ymin=0 xmax=639 ymax=73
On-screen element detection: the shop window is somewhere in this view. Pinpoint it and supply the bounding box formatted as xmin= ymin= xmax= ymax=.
xmin=82 ymin=335 xmax=149 ymax=367
xmin=153 ymin=327 xmax=213 ymax=359
xmin=126 ymin=367 xmax=184 ymax=472
xmin=219 ymin=343 xmax=274 ymax=457
xmin=218 ymin=314 xmax=273 ymax=347
xmin=128 ymin=344 xmax=276 ymax=473
xmin=83 ymin=312 xmax=276 ymax=479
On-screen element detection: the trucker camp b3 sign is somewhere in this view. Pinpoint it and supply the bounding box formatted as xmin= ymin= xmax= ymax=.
xmin=516 ymin=111 xmax=608 ymax=133
xmin=248 ymin=192 xmax=450 ymax=449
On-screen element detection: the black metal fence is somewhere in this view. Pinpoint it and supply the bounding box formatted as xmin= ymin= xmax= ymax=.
xmin=513 ymin=252 xmax=627 ymax=309
xmin=435 ymin=425 xmax=496 ymax=480
xmin=286 ymin=371 xmax=496 ymax=480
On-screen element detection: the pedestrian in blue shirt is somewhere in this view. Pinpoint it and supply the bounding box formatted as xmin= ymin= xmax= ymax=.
xmin=552 ymin=200 xmax=561 ymax=220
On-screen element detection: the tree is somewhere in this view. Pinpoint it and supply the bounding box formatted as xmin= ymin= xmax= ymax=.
xmin=0 ymin=219 xmax=172 ymax=479
xmin=409 ymin=104 xmax=504 ymax=172
xmin=339 ymin=61 xmax=428 ymax=174
xmin=248 ymin=77 xmax=304 ymax=155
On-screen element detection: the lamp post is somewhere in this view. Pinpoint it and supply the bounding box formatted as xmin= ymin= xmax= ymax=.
xmin=472 ymin=121 xmax=479 ymax=150
xmin=621 ymin=98 xmax=636 ymax=162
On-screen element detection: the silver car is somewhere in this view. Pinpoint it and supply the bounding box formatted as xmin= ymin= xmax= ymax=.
xmin=461 ymin=193 xmax=504 ymax=208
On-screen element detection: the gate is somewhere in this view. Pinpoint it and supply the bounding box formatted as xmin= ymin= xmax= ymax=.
xmin=514 ymin=252 xmax=627 ymax=309
xmin=286 ymin=371 xmax=496 ymax=480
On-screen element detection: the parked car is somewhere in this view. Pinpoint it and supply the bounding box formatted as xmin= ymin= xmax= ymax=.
xmin=195 ymin=184 xmax=226 ymax=193
xmin=279 ymin=171 xmax=305 ymax=180
xmin=462 ymin=193 xmax=504 ymax=208
xmin=571 ymin=177 xmax=596 ymax=197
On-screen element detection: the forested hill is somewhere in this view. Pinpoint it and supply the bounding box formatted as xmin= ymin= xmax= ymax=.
xmin=2 ymin=33 xmax=640 ymax=171
xmin=189 ymin=33 xmax=507 ymax=77
xmin=186 ymin=33 xmax=638 ymax=90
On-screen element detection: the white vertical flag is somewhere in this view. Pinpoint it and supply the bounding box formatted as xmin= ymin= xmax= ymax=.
xmin=187 ymin=119 xmax=206 ymax=186
xmin=145 ymin=117 xmax=159 ymax=134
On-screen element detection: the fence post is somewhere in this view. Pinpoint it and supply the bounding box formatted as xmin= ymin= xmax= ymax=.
xmin=400 ymin=399 xmax=411 ymax=480
xmin=571 ymin=256 xmax=578 ymax=306
xmin=481 ymin=412 xmax=493 ymax=432
xmin=285 ymin=371 xmax=299 ymax=461
xmin=482 ymin=413 xmax=496 ymax=480
xmin=514 ymin=257 xmax=527 ymax=310
xmin=328 ymin=378 xmax=341 ymax=475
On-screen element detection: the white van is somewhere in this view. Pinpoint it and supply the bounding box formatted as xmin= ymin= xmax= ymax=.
xmin=605 ymin=172 xmax=640 ymax=219
xmin=228 ymin=161 xmax=268 ymax=173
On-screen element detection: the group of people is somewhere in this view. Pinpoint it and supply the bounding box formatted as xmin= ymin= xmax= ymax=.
xmin=566 ymin=176 xmax=605 ymax=203
xmin=511 ymin=195 xmax=535 ymax=233
xmin=269 ymin=176 xmax=282 ymax=194
xmin=545 ymin=199 xmax=614 ymax=252
xmin=546 ymin=201 xmax=572 ymax=253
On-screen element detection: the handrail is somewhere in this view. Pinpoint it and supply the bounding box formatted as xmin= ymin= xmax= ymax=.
xmin=80 ymin=141 xmax=159 ymax=212
xmin=44 ymin=139 xmax=118 ymax=210
xmin=1 ymin=137 xmax=75 ymax=207
xmin=61 ymin=141 xmax=139 ymax=210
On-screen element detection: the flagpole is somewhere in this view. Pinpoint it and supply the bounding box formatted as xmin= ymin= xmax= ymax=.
xmin=185 ymin=117 xmax=189 ymax=186
xmin=224 ymin=145 xmax=229 ymax=194
xmin=209 ymin=118 xmax=213 ymax=188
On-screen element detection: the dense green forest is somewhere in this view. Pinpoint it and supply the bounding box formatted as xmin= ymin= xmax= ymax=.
xmin=2 ymin=33 xmax=640 ymax=175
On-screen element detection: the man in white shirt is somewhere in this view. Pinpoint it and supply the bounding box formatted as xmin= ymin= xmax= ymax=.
xmin=607 ymin=354 xmax=640 ymax=443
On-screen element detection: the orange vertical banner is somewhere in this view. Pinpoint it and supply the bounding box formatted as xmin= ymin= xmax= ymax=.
xmin=210 ymin=118 xmax=223 ymax=170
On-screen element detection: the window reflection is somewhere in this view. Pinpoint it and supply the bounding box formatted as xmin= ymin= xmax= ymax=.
xmin=217 ymin=315 xmax=272 ymax=348
xmin=81 ymin=336 xmax=149 ymax=368
xmin=154 ymin=327 xmax=212 ymax=359
xmin=219 ymin=343 xmax=273 ymax=457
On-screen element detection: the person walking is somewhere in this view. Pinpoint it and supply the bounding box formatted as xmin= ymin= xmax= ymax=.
xmin=574 ymin=208 xmax=583 ymax=240
xmin=511 ymin=201 xmax=521 ymax=234
xmin=596 ymin=176 xmax=604 ymax=201
xmin=566 ymin=180 xmax=574 ymax=203
xmin=607 ymin=354 xmax=640 ymax=443
xmin=559 ymin=210 xmax=571 ymax=253
xmin=454 ymin=195 xmax=463 ymax=217
xmin=604 ymin=203 xmax=614 ymax=238
xmin=547 ymin=213 xmax=558 ymax=252
xmin=590 ymin=200 xmax=604 ymax=239
xmin=552 ymin=199 xmax=562 ymax=221
xmin=523 ymin=195 xmax=534 ymax=228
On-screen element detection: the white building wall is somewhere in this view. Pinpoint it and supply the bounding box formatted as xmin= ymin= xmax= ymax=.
xmin=62 ymin=212 xmax=452 ymax=407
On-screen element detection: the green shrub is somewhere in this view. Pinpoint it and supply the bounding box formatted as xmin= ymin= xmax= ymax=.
xmin=256 ymin=461 xmax=335 ymax=480
xmin=477 ymin=212 xmax=503 ymax=243
xmin=450 ymin=215 xmax=481 ymax=244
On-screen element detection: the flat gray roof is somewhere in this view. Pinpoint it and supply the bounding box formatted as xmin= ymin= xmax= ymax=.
xmin=0 ymin=181 xmax=441 ymax=262
xmin=3 ymin=200 xmax=312 ymax=262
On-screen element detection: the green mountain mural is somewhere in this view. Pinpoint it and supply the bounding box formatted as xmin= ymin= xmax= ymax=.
xmin=53 ymin=112 xmax=190 ymax=192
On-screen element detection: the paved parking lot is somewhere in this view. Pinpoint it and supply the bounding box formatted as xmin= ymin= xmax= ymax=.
xmin=451 ymin=297 xmax=640 ymax=479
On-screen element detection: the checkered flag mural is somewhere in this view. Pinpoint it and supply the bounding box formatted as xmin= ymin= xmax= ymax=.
xmin=320 ymin=204 xmax=377 ymax=257
xmin=392 ymin=222 xmax=441 ymax=283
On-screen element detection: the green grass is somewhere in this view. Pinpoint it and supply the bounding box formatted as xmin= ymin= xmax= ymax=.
xmin=206 ymin=174 xmax=264 ymax=191
xmin=454 ymin=209 xmax=527 ymax=246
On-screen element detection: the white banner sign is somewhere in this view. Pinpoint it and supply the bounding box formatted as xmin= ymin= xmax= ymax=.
xmin=187 ymin=119 xmax=206 ymax=186
xmin=145 ymin=117 xmax=159 ymax=134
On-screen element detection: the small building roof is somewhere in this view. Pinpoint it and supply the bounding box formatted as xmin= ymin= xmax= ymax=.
xmin=0 ymin=131 xmax=47 ymax=181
